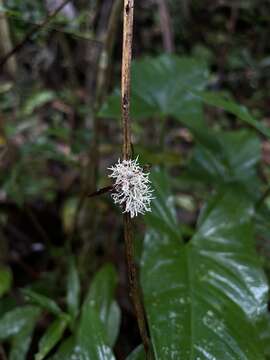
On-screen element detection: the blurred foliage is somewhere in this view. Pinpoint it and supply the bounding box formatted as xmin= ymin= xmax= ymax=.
xmin=1 ymin=0 xmax=270 ymax=359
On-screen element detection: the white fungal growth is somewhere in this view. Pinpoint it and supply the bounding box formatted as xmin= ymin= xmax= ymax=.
xmin=108 ymin=157 xmax=154 ymax=218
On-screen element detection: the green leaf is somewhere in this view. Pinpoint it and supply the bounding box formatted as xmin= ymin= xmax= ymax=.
xmin=0 ymin=305 xmax=40 ymax=340
xmin=22 ymin=289 xmax=63 ymax=316
xmin=0 ymin=266 xmax=12 ymax=297
xmin=187 ymin=129 xmax=261 ymax=193
xmin=260 ymin=314 xmax=270 ymax=358
xmin=77 ymin=305 xmax=115 ymax=359
xmin=9 ymin=308 xmax=41 ymax=360
xmin=194 ymin=91 xmax=270 ymax=138
xmin=66 ymin=259 xmax=80 ymax=321
xmin=83 ymin=264 xmax=120 ymax=347
xmin=100 ymin=55 xmax=227 ymax=152
xmin=51 ymin=265 xmax=118 ymax=360
xmin=0 ymin=296 xmax=17 ymax=318
xmin=100 ymin=54 xmax=209 ymax=126
xmin=49 ymin=336 xmax=76 ymax=360
xmin=106 ymin=301 xmax=121 ymax=348
xmin=35 ymin=317 xmax=68 ymax=360
xmin=22 ymin=91 xmax=56 ymax=116
xmin=50 ymin=314 xmax=116 ymax=359
xmin=126 ymin=345 xmax=145 ymax=360
xmin=141 ymin=169 xmax=268 ymax=359
xmin=145 ymin=168 xmax=181 ymax=242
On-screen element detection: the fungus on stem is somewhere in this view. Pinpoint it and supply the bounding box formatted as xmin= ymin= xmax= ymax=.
xmin=121 ymin=0 xmax=152 ymax=357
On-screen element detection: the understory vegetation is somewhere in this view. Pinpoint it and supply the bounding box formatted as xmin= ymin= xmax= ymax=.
xmin=0 ymin=0 xmax=270 ymax=359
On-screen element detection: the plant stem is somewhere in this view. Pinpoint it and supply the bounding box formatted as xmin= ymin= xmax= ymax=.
xmin=156 ymin=0 xmax=174 ymax=53
xmin=121 ymin=0 xmax=133 ymax=160
xmin=121 ymin=0 xmax=152 ymax=357
xmin=123 ymin=214 xmax=152 ymax=357
xmin=0 ymin=0 xmax=17 ymax=76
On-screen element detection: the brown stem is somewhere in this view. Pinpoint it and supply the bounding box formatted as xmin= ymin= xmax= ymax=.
xmin=0 ymin=0 xmax=71 ymax=69
xmin=121 ymin=0 xmax=152 ymax=357
xmin=123 ymin=214 xmax=152 ymax=357
xmin=121 ymin=0 xmax=133 ymax=160
xmin=0 ymin=0 xmax=17 ymax=76
xmin=156 ymin=0 xmax=174 ymax=53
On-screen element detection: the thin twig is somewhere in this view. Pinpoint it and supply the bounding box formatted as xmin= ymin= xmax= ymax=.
xmin=0 ymin=0 xmax=71 ymax=69
xmin=156 ymin=0 xmax=174 ymax=53
xmin=121 ymin=0 xmax=133 ymax=160
xmin=0 ymin=0 xmax=17 ymax=76
xmin=121 ymin=0 xmax=152 ymax=357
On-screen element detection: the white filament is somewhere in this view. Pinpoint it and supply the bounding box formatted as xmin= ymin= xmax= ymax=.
xmin=108 ymin=157 xmax=154 ymax=218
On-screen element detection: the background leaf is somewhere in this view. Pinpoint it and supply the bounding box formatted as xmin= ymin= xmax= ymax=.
xmin=66 ymin=258 xmax=80 ymax=321
xmin=187 ymin=129 xmax=261 ymax=194
xmin=126 ymin=345 xmax=145 ymax=360
xmin=83 ymin=264 xmax=120 ymax=347
xmin=100 ymin=54 xmax=209 ymax=126
xmin=23 ymin=289 xmax=64 ymax=316
xmin=9 ymin=309 xmax=41 ymax=360
xmin=0 ymin=306 xmax=41 ymax=360
xmin=77 ymin=305 xmax=115 ymax=360
xmin=22 ymin=90 xmax=56 ymax=116
xmin=194 ymin=91 xmax=270 ymax=138
xmin=35 ymin=317 xmax=68 ymax=360
xmin=51 ymin=264 xmax=118 ymax=359
xmin=0 ymin=305 xmax=40 ymax=340
xmin=0 ymin=266 xmax=13 ymax=298
xmin=49 ymin=336 xmax=76 ymax=360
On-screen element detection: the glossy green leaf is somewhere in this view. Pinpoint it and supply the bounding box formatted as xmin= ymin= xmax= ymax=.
xmin=144 ymin=168 xmax=181 ymax=242
xmin=83 ymin=264 xmax=120 ymax=347
xmin=22 ymin=289 xmax=63 ymax=316
xmin=0 ymin=266 xmax=12 ymax=297
xmin=260 ymin=314 xmax=270 ymax=358
xmin=9 ymin=308 xmax=41 ymax=360
xmin=126 ymin=345 xmax=145 ymax=360
xmin=35 ymin=317 xmax=68 ymax=360
xmin=49 ymin=336 xmax=76 ymax=360
xmin=188 ymin=129 xmax=261 ymax=193
xmin=194 ymin=91 xmax=270 ymax=138
xmin=51 ymin=265 xmax=117 ymax=360
xmin=66 ymin=259 xmax=80 ymax=321
xmin=0 ymin=305 xmax=40 ymax=340
xmin=77 ymin=305 xmax=115 ymax=359
xmin=106 ymin=301 xmax=121 ymax=348
xmin=141 ymin=169 xmax=268 ymax=359
xmin=100 ymin=54 xmax=209 ymax=125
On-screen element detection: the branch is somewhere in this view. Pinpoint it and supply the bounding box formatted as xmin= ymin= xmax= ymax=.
xmin=0 ymin=0 xmax=71 ymax=69
xmin=0 ymin=0 xmax=17 ymax=76
xmin=121 ymin=0 xmax=152 ymax=357
xmin=156 ymin=0 xmax=174 ymax=53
